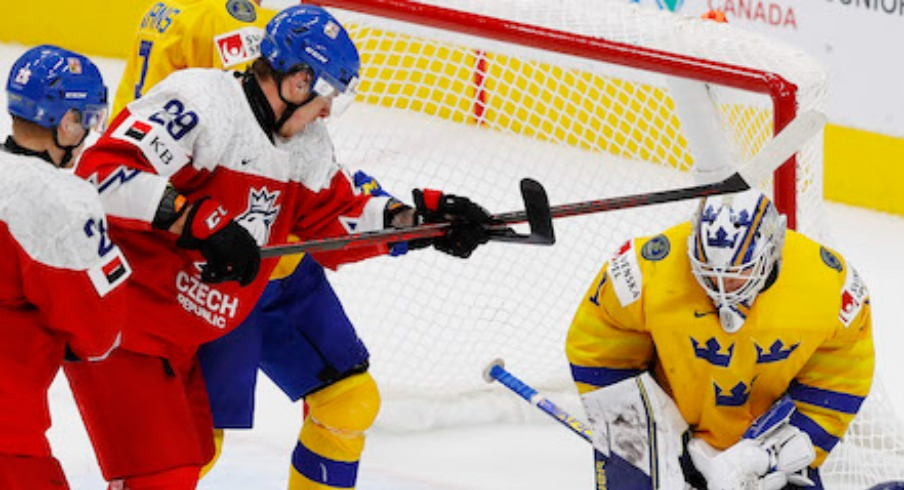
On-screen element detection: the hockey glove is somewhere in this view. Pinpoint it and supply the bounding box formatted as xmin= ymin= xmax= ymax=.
xmin=176 ymin=197 xmax=261 ymax=286
xmin=413 ymin=188 xmax=492 ymax=259
xmin=688 ymin=396 xmax=816 ymax=490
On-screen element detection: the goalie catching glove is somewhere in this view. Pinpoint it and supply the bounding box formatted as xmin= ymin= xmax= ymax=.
xmin=176 ymin=197 xmax=260 ymax=286
xmin=688 ymin=396 xmax=816 ymax=490
xmin=411 ymin=189 xmax=492 ymax=258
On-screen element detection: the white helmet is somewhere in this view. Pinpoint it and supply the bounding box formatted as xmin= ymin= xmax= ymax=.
xmin=688 ymin=189 xmax=786 ymax=332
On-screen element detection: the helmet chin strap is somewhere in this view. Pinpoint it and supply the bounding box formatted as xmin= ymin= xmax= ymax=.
xmin=51 ymin=125 xmax=89 ymax=168
xmin=273 ymin=72 xmax=316 ymax=133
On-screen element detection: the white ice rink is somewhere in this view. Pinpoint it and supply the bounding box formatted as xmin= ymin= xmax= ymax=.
xmin=1 ymin=42 xmax=902 ymax=488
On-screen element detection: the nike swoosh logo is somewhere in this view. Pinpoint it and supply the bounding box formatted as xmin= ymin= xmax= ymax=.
xmin=241 ymin=158 xmax=252 ymax=166
xmin=694 ymin=310 xmax=717 ymax=318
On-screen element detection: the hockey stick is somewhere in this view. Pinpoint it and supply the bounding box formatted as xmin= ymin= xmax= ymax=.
xmin=514 ymin=109 xmax=826 ymax=222
xmin=485 ymin=360 xmax=693 ymax=487
xmin=482 ymin=359 xmax=597 ymax=448
xmin=261 ymin=110 xmax=825 ymax=259
xmin=260 ymin=178 xmax=555 ymax=258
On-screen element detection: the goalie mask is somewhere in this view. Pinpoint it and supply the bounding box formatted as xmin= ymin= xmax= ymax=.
xmin=688 ymin=189 xmax=786 ymax=332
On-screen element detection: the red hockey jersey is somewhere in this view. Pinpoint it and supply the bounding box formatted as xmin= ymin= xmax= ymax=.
xmin=75 ymin=69 xmax=389 ymax=363
xmin=0 ymin=151 xmax=129 ymax=456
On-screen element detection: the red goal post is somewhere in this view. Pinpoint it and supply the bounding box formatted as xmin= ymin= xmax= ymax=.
xmin=311 ymin=0 xmax=805 ymax=228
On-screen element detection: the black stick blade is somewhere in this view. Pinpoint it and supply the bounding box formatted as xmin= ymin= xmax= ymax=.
xmin=488 ymin=178 xmax=555 ymax=245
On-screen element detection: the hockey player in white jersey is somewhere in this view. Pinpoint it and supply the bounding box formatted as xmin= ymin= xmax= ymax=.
xmin=65 ymin=5 xmax=493 ymax=488
xmin=1 ymin=45 xmax=130 ymax=490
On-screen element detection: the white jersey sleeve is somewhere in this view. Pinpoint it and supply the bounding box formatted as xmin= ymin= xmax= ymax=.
xmin=79 ymin=69 xmax=284 ymax=226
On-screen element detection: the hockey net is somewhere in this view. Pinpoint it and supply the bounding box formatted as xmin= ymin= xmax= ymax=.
xmin=310 ymin=0 xmax=904 ymax=486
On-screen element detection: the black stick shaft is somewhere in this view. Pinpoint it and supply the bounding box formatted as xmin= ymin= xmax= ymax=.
xmin=259 ymin=173 xmax=747 ymax=259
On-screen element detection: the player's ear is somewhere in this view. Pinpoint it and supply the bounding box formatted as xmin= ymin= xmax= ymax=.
xmin=58 ymin=109 xmax=86 ymax=144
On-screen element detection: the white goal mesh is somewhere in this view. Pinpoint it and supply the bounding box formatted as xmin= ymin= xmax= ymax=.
xmin=311 ymin=0 xmax=904 ymax=487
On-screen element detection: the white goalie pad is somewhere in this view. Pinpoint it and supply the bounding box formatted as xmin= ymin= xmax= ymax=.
xmin=581 ymin=372 xmax=688 ymax=489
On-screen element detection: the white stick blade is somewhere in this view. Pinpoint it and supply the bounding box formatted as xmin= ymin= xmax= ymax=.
xmin=736 ymin=110 xmax=828 ymax=186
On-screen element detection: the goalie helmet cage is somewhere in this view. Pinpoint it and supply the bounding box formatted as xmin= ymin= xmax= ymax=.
xmin=307 ymin=0 xmax=904 ymax=486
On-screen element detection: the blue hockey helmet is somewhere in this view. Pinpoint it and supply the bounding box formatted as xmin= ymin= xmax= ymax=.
xmin=260 ymin=5 xmax=360 ymax=97
xmin=6 ymin=45 xmax=108 ymax=131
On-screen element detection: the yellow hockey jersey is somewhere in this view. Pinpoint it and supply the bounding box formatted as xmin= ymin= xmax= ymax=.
xmin=566 ymin=222 xmax=874 ymax=466
xmin=112 ymin=0 xmax=275 ymax=118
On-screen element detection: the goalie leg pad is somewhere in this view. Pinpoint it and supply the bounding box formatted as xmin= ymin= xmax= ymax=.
xmin=289 ymin=372 xmax=380 ymax=490
xmin=580 ymin=372 xmax=688 ymax=489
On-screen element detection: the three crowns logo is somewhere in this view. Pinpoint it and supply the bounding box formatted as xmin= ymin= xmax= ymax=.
xmin=691 ymin=337 xmax=734 ymax=367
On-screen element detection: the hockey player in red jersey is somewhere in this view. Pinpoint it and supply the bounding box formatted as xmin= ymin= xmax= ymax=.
xmin=114 ymin=2 xmax=447 ymax=487
xmin=0 ymin=45 xmax=130 ymax=490
xmin=65 ymin=4 xmax=493 ymax=489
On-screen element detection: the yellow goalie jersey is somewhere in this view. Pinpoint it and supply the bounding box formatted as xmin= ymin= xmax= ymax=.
xmin=112 ymin=0 xmax=275 ymax=118
xmin=566 ymin=222 xmax=874 ymax=466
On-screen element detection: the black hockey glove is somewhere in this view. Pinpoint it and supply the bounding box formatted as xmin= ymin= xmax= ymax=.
xmin=176 ymin=197 xmax=260 ymax=286
xmin=413 ymin=189 xmax=492 ymax=259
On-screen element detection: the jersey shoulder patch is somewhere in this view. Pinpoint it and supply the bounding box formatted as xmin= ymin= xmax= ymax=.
xmin=820 ymin=245 xmax=843 ymax=272
xmin=225 ymin=0 xmax=257 ymax=22
xmin=609 ymin=239 xmax=643 ymax=307
xmin=641 ymin=234 xmax=670 ymax=261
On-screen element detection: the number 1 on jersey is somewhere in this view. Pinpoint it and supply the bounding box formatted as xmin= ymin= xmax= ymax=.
xmin=135 ymin=40 xmax=154 ymax=99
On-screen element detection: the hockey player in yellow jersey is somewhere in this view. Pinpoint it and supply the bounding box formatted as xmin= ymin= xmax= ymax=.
xmin=111 ymin=0 xmax=274 ymax=118
xmin=566 ymin=188 xmax=873 ymax=489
